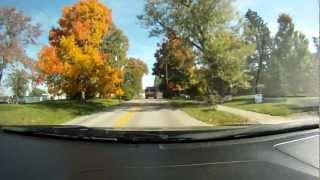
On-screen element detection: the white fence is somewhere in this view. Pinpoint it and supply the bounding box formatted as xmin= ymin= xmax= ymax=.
xmin=0 ymin=96 xmax=50 ymax=104
xmin=17 ymin=96 xmax=49 ymax=103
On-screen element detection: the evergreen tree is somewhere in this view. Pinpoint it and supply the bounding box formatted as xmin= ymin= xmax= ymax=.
xmin=245 ymin=9 xmax=272 ymax=94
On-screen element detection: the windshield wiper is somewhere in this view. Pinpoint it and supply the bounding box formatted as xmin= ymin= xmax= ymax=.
xmin=1 ymin=125 xmax=196 ymax=142
xmin=1 ymin=126 xmax=119 ymax=142
xmin=1 ymin=119 xmax=318 ymax=143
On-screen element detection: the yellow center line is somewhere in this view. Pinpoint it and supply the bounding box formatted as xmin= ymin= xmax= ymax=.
xmin=113 ymin=107 xmax=140 ymax=128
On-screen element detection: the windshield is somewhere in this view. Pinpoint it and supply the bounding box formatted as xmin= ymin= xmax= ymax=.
xmin=0 ymin=0 xmax=319 ymax=135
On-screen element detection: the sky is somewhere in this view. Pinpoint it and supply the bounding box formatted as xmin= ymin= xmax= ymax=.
xmin=0 ymin=0 xmax=318 ymax=95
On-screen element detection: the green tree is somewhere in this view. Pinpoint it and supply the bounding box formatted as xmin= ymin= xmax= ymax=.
xmin=92 ymin=23 xmax=129 ymax=99
xmin=203 ymin=31 xmax=253 ymax=97
xmin=245 ymin=9 xmax=272 ymax=94
xmin=313 ymin=37 xmax=319 ymax=52
xmin=288 ymin=32 xmax=313 ymax=95
xmin=265 ymin=14 xmax=295 ymax=96
xmin=101 ymin=23 xmax=129 ymax=69
xmin=154 ymin=75 xmax=162 ymax=90
xmin=302 ymin=53 xmax=319 ymax=96
xmin=5 ymin=69 xmax=30 ymax=98
xmin=122 ymin=58 xmax=148 ymax=99
xmin=265 ymin=14 xmax=313 ymax=96
xmin=138 ymin=0 xmax=253 ymax=98
xmin=138 ymin=0 xmax=236 ymax=52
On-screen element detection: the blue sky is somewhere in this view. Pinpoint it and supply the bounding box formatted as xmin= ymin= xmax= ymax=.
xmin=0 ymin=0 xmax=318 ymax=94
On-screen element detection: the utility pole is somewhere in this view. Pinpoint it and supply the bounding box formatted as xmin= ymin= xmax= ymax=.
xmin=165 ymin=61 xmax=168 ymax=85
xmin=115 ymin=55 xmax=122 ymax=102
xmin=318 ymin=0 xmax=320 ymax=122
xmin=0 ymin=56 xmax=4 ymax=83
xmin=165 ymin=59 xmax=169 ymax=97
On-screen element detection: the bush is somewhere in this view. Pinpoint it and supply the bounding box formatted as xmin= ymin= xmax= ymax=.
xmin=193 ymin=96 xmax=207 ymax=101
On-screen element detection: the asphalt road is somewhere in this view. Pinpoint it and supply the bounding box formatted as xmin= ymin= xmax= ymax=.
xmin=64 ymin=99 xmax=211 ymax=128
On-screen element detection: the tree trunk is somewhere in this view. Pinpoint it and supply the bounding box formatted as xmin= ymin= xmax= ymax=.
xmin=0 ymin=69 xmax=3 ymax=83
xmin=0 ymin=56 xmax=7 ymax=83
xmin=81 ymin=91 xmax=86 ymax=102
xmin=255 ymin=69 xmax=261 ymax=94
xmin=255 ymin=54 xmax=263 ymax=94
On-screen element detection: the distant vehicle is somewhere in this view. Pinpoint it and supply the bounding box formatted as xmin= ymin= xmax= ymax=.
xmin=180 ymin=94 xmax=191 ymax=100
xmin=145 ymin=87 xmax=157 ymax=99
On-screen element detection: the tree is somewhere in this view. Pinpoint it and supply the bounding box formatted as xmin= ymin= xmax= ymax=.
xmin=305 ymin=53 xmax=319 ymax=96
xmin=138 ymin=0 xmax=236 ymax=52
xmin=203 ymin=31 xmax=253 ymax=96
xmin=287 ymin=32 xmax=312 ymax=95
xmin=101 ymin=23 xmax=129 ymax=69
xmin=265 ymin=14 xmax=313 ymax=96
xmin=153 ymin=33 xmax=195 ymax=97
xmin=265 ymin=14 xmax=294 ymax=96
xmin=30 ymin=88 xmax=46 ymax=96
xmin=154 ymin=75 xmax=162 ymax=90
xmin=313 ymin=37 xmax=319 ymax=52
xmin=37 ymin=0 xmax=122 ymax=100
xmin=5 ymin=69 xmax=30 ymax=99
xmin=138 ymin=0 xmax=253 ymax=98
xmin=245 ymin=9 xmax=272 ymax=94
xmin=0 ymin=8 xmax=41 ymax=82
xmin=122 ymin=58 xmax=148 ymax=99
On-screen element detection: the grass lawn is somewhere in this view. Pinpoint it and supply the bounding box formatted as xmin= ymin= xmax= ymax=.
xmin=0 ymin=99 xmax=120 ymax=125
xmin=171 ymin=100 xmax=249 ymax=126
xmin=224 ymin=96 xmax=318 ymax=116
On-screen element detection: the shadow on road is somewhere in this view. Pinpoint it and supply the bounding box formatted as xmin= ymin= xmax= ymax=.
xmin=117 ymin=99 xmax=173 ymax=112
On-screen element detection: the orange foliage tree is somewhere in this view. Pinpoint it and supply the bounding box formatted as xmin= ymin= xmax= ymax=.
xmin=153 ymin=34 xmax=196 ymax=97
xmin=36 ymin=0 xmax=122 ymax=100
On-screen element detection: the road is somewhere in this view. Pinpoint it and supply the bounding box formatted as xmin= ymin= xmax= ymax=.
xmin=64 ymin=99 xmax=211 ymax=128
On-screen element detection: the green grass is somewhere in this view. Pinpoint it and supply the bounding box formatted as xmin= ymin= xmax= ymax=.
xmin=224 ymin=96 xmax=318 ymax=116
xmin=171 ymin=100 xmax=249 ymax=126
xmin=0 ymin=99 xmax=120 ymax=125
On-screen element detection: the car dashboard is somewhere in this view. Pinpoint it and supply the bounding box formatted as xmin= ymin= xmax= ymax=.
xmin=0 ymin=127 xmax=319 ymax=180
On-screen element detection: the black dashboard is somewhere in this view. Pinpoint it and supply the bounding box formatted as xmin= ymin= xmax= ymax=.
xmin=0 ymin=127 xmax=319 ymax=180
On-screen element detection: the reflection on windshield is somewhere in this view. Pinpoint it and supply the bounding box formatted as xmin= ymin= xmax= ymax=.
xmin=0 ymin=0 xmax=318 ymax=131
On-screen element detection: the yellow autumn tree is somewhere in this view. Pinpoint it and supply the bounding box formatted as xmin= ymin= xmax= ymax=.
xmin=36 ymin=0 xmax=122 ymax=100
